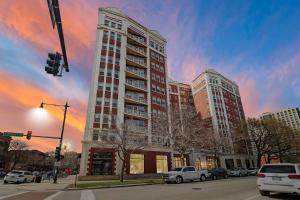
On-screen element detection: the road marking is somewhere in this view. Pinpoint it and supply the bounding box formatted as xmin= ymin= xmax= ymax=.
xmin=243 ymin=194 xmax=260 ymax=200
xmin=0 ymin=191 xmax=29 ymax=200
xmin=80 ymin=190 xmax=95 ymax=200
xmin=44 ymin=191 xmax=64 ymax=200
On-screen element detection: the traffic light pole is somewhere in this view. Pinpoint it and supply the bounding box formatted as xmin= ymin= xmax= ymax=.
xmin=53 ymin=102 xmax=69 ymax=184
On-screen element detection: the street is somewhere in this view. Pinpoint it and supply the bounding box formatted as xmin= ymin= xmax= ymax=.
xmin=0 ymin=177 xmax=299 ymax=200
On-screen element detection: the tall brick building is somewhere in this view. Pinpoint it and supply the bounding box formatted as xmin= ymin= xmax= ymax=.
xmin=191 ymin=69 xmax=254 ymax=169
xmin=80 ymin=8 xmax=171 ymax=176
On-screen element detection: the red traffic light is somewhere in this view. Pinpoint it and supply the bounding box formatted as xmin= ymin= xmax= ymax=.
xmin=26 ymin=131 xmax=32 ymax=140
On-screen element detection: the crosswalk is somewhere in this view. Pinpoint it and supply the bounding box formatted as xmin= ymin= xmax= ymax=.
xmin=0 ymin=190 xmax=96 ymax=200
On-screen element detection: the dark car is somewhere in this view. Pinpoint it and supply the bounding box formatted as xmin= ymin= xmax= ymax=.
xmin=209 ymin=167 xmax=228 ymax=180
xmin=0 ymin=169 xmax=6 ymax=178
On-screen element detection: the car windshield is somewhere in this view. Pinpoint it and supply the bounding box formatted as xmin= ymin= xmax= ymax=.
xmin=11 ymin=171 xmax=23 ymax=174
xmin=260 ymin=165 xmax=296 ymax=173
xmin=172 ymin=168 xmax=182 ymax=171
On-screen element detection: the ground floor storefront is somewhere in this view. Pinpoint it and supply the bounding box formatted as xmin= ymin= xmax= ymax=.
xmin=189 ymin=152 xmax=257 ymax=170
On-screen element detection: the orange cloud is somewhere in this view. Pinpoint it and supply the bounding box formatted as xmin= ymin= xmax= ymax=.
xmin=0 ymin=0 xmax=97 ymax=60
xmin=0 ymin=70 xmax=86 ymax=133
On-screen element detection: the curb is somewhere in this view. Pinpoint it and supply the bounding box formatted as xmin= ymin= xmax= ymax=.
xmin=65 ymin=182 xmax=164 ymax=191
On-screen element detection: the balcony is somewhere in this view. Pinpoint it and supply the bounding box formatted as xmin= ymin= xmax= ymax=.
xmin=125 ymin=94 xmax=147 ymax=105
xmin=127 ymin=43 xmax=146 ymax=57
xmin=125 ymin=80 xmax=147 ymax=92
xmin=124 ymin=108 xmax=148 ymax=119
xmin=126 ymin=125 xmax=148 ymax=134
xmin=126 ymin=66 xmax=147 ymax=80
xmin=126 ymin=55 xmax=147 ymax=68
xmin=127 ymin=33 xmax=147 ymax=47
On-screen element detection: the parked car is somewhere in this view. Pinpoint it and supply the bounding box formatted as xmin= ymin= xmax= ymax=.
xmin=229 ymin=168 xmax=248 ymax=177
xmin=162 ymin=166 xmax=208 ymax=184
xmin=208 ymin=167 xmax=228 ymax=180
xmin=257 ymin=163 xmax=300 ymax=196
xmin=4 ymin=170 xmax=34 ymax=184
xmin=247 ymin=167 xmax=259 ymax=175
xmin=32 ymin=171 xmax=42 ymax=183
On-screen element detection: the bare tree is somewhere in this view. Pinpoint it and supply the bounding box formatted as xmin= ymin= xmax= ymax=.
xmin=153 ymin=106 xmax=210 ymax=166
xmin=9 ymin=140 xmax=29 ymax=170
xmin=100 ymin=122 xmax=147 ymax=182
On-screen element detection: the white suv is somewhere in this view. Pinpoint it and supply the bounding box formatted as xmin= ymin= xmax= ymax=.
xmin=257 ymin=163 xmax=300 ymax=196
xmin=4 ymin=170 xmax=34 ymax=184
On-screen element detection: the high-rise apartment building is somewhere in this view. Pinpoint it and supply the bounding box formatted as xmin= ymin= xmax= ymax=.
xmin=260 ymin=108 xmax=300 ymax=132
xmin=80 ymin=8 xmax=171 ymax=176
xmin=191 ymin=69 xmax=254 ymax=169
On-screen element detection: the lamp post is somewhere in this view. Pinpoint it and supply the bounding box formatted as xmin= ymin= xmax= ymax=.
xmin=40 ymin=101 xmax=69 ymax=183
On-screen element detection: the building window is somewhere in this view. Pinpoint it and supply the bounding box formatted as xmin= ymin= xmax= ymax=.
xmin=98 ymin=82 xmax=104 ymax=91
xmin=92 ymin=152 xmax=112 ymax=175
xmin=114 ymin=69 xmax=119 ymax=79
xmin=92 ymin=132 xmax=98 ymax=141
xmin=151 ymin=62 xmax=155 ymax=68
xmin=111 ymin=22 xmax=116 ymax=28
xmin=107 ymin=69 xmax=112 ymax=77
xmin=94 ymin=113 xmax=101 ymax=122
xmin=104 ymin=98 xmax=110 ymax=107
xmin=152 ymin=96 xmax=156 ymax=104
xmin=112 ymin=99 xmax=118 ymax=107
xmin=103 ymin=114 xmax=109 ymax=124
xmin=99 ymin=68 xmax=105 ymax=76
xmin=130 ymin=154 xmax=144 ymax=174
xmin=151 ymin=84 xmax=156 ymax=92
xmin=96 ymin=97 xmax=102 ymax=106
xmin=151 ymin=73 xmax=155 ymax=80
xmin=156 ymin=155 xmax=168 ymax=173
xmin=117 ymin=24 xmax=122 ymax=30
xmin=174 ymin=157 xmax=186 ymax=168
xmin=113 ymin=85 xmax=118 ymax=92
xmin=117 ymin=34 xmax=121 ymax=42
xmin=104 ymin=20 xmax=109 ymax=26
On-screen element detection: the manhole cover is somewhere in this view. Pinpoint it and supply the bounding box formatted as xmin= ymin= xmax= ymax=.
xmin=192 ymin=187 xmax=202 ymax=190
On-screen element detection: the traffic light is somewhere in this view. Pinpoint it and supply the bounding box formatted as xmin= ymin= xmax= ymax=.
xmin=55 ymin=147 xmax=61 ymax=160
xmin=26 ymin=131 xmax=32 ymax=140
xmin=45 ymin=52 xmax=61 ymax=76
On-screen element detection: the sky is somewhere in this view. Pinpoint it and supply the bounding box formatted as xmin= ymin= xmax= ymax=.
xmin=0 ymin=0 xmax=299 ymax=152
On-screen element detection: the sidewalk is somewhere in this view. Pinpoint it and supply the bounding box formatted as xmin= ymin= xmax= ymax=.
xmin=15 ymin=175 xmax=75 ymax=191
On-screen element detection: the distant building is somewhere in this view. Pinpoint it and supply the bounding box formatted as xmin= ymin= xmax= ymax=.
xmin=8 ymin=150 xmax=52 ymax=171
xmin=0 ymin=136 xmax=11 ymax=170
xmin=191 ymin=69 xmax=254 ymax=169
xmin=260 ymin=107 xmax=300 ymax=132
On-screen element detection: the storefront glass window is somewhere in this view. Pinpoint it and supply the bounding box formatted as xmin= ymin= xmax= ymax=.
xmin=130 ymin=154 xmax=144 ymax=174
xmin=92 ymin=152 xmax=112 ymax=175
xmin=156 ymin=155 xmax=168 ymax=173
xmin=174 ymin=157 xmax=186 ymax=168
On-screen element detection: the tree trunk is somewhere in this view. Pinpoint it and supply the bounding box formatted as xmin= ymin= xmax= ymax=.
xmin=256 ymin=153 xmax=262 ymax=168
xmin=181 ymin=154 xmax=185 ymax=166
xmin=120 ymin=159 xmax=125 ymax=183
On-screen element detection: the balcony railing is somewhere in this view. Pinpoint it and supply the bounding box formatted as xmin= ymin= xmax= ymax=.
xmin=126 ymin=125 xmax=148 ymax=133
xmin=126 ymin=66 xmax=146 ymax=78
xmin=127 ymin=43 xmax=146 ymax=56
xmin=128 ymin=33 xmax=146 ymax=46
xmin=126 ymin=55 xmax=146 ymax=68
xmin=124 ymin=108 xmax=148 ymax=118
xmin=125 ymin=94 xmax=147 ymax=104
xmin=126 ymin=79 xmax=147 ymax=91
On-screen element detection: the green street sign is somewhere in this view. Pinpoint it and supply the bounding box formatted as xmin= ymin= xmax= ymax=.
xmin=2 ymin=132 xmax=24 ymax=137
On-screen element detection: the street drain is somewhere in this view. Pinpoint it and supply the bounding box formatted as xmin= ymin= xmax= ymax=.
xmin=192 ymin=187 xmax=202 ymax=190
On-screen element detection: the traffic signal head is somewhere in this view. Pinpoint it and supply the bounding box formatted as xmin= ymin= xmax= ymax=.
xmin=55 ymin=147 xmax=61 ymax=160
xmin=26 ymin=131 xmax=32 ymax=140
xmin=45 ymin=52 xmax=61 ymax=76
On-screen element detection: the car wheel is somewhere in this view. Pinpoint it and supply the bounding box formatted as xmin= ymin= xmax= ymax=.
xmin=4 ymin=180 xmax=8 ymax=184
xmin=212 ymin=175 xmax=217 ymax=180
xmin=224 ymin=174 xmax=228 ymax=179
xmin=175 ymin=176 xmax=183 ymax=184
xmin=259 ymin=190 xmax=270 ymax=196
xmin=239 ymin=173 xmax=241 ymax=177
xmin=200 ymin=175 xmax=206 ymax=182
xmin=23 ymin=178 xmax=27 ymax=183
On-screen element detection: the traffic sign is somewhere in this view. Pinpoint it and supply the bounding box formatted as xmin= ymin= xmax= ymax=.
xmin=54 ymin=161 xmax=61 ymax=167
xmin=1 ymin=132 xmax=24 ymax=137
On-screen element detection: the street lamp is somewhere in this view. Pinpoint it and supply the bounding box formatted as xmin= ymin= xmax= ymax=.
xmin=40 ymin=101 xmax=69 ymax=183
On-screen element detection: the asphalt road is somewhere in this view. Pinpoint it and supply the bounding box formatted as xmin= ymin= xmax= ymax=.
xmin=0 ymin=176 xmax=299 ymax=200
